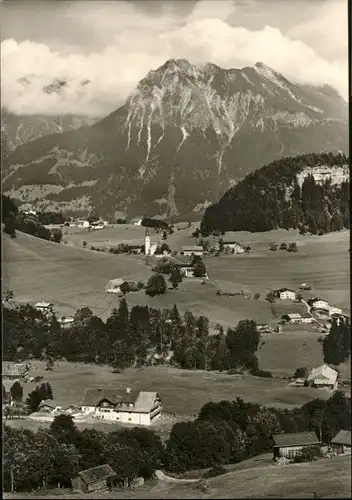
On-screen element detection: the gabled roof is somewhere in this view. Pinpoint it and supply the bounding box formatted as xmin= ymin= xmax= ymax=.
xmin=38 ymin=399 xmax=60 ymax=409
xmin=286 ymin=313 xmax=302 ymax=320
xmin=135 ymin=391 xmax=159 ymax=412
xmin=277 ymin=288 xmax=295 ymax=293
xmin=331 ymin=430 xmax=351 ymax=446
xmin=3 ymin=379 xmax=18 ymax=393
xmin=307 ymin=364 xmax=338 ymax=384
xmin=272 ymin=432 xmax=319 ymax=447
xmin=182 ymin=246 xmax=203 ymax=251
xmin=35 ymin=302 xmax=53 ymax=308
xmin=301 ymin=313 xmax=312 ymax=318
xmin=2 ymin=362 xmax=29 ymax=377
xmin=78 ymin=464 xmax=116 ymax=485
xmin=81 ymin=388 xmax=139 ymax=407
xmin=81 ymin=388 xmax=159 ymax=413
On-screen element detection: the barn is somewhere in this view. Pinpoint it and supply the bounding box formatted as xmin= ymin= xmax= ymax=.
xmin=72 ymin=464 xmax=116 ymax=493
xmin=331 ymin=430 xmax=351 ymax=455
xmin=272 ymin=431 xmax=321 ymax=460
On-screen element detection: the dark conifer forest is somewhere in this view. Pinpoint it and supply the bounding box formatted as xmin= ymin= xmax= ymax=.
xmin=201 ymin=153 xmax=349 ymax=235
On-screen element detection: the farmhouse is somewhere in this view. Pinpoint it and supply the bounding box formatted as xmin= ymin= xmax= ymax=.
xmin=330 ymin=313 xmax=349 ymax=324
xmin=275 ymin=288 xmax=296 ymax=300
xmin=301 ymin=313 xmax=313 ymax=323
xmin=307 ymin=364 xmax=338 ymax=390
xmin=72 ymin=464 xmax=116 ymax=493
xmin=331 ymin=430 xmax=351 ymax=455
xmin=19 ymin=204 xmax=37 ymax=216
xmin=75 ymin=219 xmax=90 ymax=228
xmin=328 ymin=307 xmax=343 ymax=317
xmin=37 ymin=400 xmax=62 ymax=413
xmin=35 ymin=302 xmax=54 ymax=314
xmin=308 ymin=298 xmax=329 ymax=310
xmin=281 ymin=313 xmax=302 ymax=324
xmin=175 ymin=264 xmax=194 ymax=278
xmin=58 ymin=316 xmax=74 ymax=328
xmin=272 ymin=432 xmax=321 ymax=459
xmin=80 ymin=387 xmax=162 ymax=426
xmin=182 ymin=245 xmax=203 ymax=256
xmin=221 ymin=238 xmax=245 ymax=253
xmin=131 ymin=218 xmax=143 ymax=225
xmin=104 ymin=278 xmax=128 ymax=294
xmin=2 ymin=362 xmax=29 ymax=380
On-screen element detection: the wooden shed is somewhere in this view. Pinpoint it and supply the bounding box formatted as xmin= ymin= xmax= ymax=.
xmin=272 ymin=431 xmax=321 ymax=460
xmin=72 ymin=464 xmax=116 ymax=493
xmin=331 ymin=430 xmax=351 ymax=455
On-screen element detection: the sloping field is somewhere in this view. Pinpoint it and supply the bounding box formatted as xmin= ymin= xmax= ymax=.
xmin=205 ymin=230 xmax=349 ymax=310
xmin=2 ymin=231 xmax=153 ymax=318
xmin=7 ymin=361 xmax=334 ymax=417
xmin=4 ymin=455 xmax=351 ymax=499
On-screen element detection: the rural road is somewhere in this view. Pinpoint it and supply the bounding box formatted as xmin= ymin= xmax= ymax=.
xmin=155 ymin=470 xmax=200 ymax=483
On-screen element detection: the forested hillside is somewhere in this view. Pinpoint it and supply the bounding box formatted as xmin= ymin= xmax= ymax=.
xmin=201 ymin=153 xmax=349 ymax=235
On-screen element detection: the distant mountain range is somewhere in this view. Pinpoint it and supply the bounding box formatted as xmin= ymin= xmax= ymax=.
xmin=1 ymin=108 xmax=97 ymax=157
xmin=2 ymin=59 xmax=348 ymax=218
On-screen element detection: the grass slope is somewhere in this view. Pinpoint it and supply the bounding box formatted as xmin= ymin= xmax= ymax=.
xmin=6 ymin=361 xmax=336 ymax=418
xmin=4 ymin=455 xmax=351 ymax=499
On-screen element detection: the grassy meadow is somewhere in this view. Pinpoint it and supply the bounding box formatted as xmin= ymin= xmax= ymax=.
xmin=4 ymin=454 xmax=351 ymax=499
xmin=7 ymin=361 xmax=339 ymax=417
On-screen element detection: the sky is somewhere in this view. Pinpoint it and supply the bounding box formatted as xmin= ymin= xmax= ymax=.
xmin=0 ymin=0 xmax=348 ymax=117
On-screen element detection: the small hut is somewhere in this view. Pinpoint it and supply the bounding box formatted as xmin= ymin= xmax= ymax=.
xmin=72 ymin=464 xmax=116 ymax=493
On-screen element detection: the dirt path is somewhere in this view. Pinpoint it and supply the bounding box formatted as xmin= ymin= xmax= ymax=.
xmin=155 ymin=470 xmax=200 ymax=484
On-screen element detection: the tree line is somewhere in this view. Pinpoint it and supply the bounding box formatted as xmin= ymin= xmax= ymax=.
xmin=3 ymin=301 xmax=262 ymax=374
xmin=201 ymin=153 xmax=349 ymax=235
xmin=4 ymin=389 xmax=351 ymax=493
xmin=2 ymin=195 xmax=63 ymax=243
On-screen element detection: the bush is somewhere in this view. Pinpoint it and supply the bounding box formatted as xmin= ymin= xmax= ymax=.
xmin=250 ymin=369 xmax=273 ymax=378
xmin=145 ymin=274 xmax=167 ymax=296
xmin=293 ymin=445 xmax=322 ymax=463
xmin=293 ymin=367 xmax=309 ymax=379
xmin=203 ymin=465 xmax=227 ymax=479
xmin=280 ymin=243 xmax=288 ymax=250
xmin=253 ymin=293 xmax=261 ymax=300
xmin=82 ymin=241 xmax=87 ymax=247
xmin=137 ymin=281 xmax=145 ymax=290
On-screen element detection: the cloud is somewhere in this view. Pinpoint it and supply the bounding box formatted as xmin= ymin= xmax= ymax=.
xmin=1 ymin=0 xmax=348 ymax=117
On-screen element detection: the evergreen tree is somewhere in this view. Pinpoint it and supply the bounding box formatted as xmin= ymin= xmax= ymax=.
xmin=10 ymin=381 xmax=23 ymax=402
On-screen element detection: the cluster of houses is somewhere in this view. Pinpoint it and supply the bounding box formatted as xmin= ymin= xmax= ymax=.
xmin=33 ymin=302 xmax=74 ymax=328
xmin=69 ymin=218 xmax=109 ymax=230
xmin=272 ymin=429 xmax=351 ymax=461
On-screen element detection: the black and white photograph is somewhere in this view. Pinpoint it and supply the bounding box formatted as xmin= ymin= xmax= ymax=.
xmin=1 ymin=0 xmax=350 ymax=498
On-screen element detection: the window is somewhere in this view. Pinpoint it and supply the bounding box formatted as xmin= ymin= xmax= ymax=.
xmin=128 ymin=418 xmax=131 ymax=421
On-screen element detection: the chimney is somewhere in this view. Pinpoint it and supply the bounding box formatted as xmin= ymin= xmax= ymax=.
xmin=126 ymin=387 xmax=131 ymax=394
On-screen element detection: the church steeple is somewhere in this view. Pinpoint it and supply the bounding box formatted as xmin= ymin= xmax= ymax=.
xmin=144 ymin=227 xmax=151 ymax=255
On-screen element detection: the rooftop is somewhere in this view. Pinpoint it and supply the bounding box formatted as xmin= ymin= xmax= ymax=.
xmin=78 ymin=464 xmax=116 ymax=485
xmin=272 ymin=431 xmax=320 ymax=447
xmin=35 ymin=302 xmax=53 ymax=308
xmin=81 ymin=388 xmax=159 ymax=413
xmin=331 ymin=430 xmax=351 ymax=446
xmin=307 ymin=364 xmax=338 ymax=384
xmin=182 ymin=246 xmax=203 ymax=251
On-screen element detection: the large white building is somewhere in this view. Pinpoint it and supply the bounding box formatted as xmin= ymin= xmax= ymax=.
xmin=182 ymin=245 xmax=203 ymax=256
xmin=276 ymin=288 xmax=296 ymax=300
xmin=307 ymin=364 xmax=338 ymax=390
xmin=80 ymin=387 xmax=162 ymax=426
xmin=309 ymin=298 xmax=329 ymax=310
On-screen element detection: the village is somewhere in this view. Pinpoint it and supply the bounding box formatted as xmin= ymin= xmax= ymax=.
xmin=3 ymin=207 xmax=351 ymax=496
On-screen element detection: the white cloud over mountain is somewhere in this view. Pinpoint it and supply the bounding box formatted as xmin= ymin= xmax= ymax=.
xmin=1 ymin=0 xmax=348 ymax=116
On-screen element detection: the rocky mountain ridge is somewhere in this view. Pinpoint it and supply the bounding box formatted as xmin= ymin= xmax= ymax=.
xmin=2 ymin=59 xmax=348 ymax=218
xmin=1 ymin=108 xmax=97 ymax=157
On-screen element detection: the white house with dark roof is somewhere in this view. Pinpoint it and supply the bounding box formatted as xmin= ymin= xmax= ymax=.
xmin=275 ymin=288 xmax=296 ymax=300
xmin=35 ymin=302 xmax=54 ymax=314
xmin=80 ymin=387 xmax=162 ymax=426
xmin=308 ymin=297 xmax=329 ymax=310
xmin=281 ymin=313 xmax=302 ymax=323
xmin=182 ymin=245 xmax=203 ymax=256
